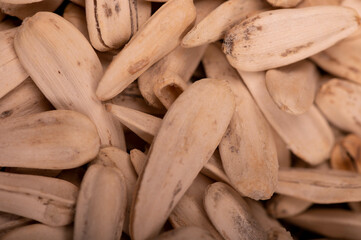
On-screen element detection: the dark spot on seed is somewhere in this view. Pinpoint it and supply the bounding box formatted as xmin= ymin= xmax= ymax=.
xmin=102 ymin=3 xmax=112 ymax=17
xmin=77 ymin=61 xmax=81 ymax=66
xmin=115 ymin=3 xmax=120 ymax=13
xmin=0 ymin=110 xmax=13 ymax=118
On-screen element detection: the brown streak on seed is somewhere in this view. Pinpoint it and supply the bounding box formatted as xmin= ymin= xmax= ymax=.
xmin=128 ymin=58 xmax=149 ymax=74
xmin=280 ymin=42 xmax=313 ymax=57
xmin=102 ymin=3 xmax=112 ymax=17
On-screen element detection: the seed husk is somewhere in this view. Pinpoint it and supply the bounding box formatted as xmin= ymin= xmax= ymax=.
xmin=63 ymin=3 xmax=89 ymax=40
xmin=137 ymin=0 xmax=222 ymax=108
xmin=204 ymin=182 xmax=267 ymax=240
xmin=265 ymin=60 xmax=319 ymax=115
xmin=266 ymin=194 xmax=312 ymax=219
xmin=96 ymin=0 xmax=196 ymax=101
xmin=0 ymin=212 xmax=32 ymax=234
xmin=74 ymin=164 xmax=127 ymax=240
xmin=203 ymin=44 xmax=278 ymax=200
xmin=0 ymin=27 xmax=28 ymax=99
xmin=240 ymin=71 xmax=334 ymax=165
xmin=0 ymin=78 xmax=52 ymax=120
xmin=0 ymin=171 xmax=78 ymax=226
xmin=14 ymin=12 xmax=125 ymax=149
xmin=182 ymin=0 xmax=268 ymax=48
xmin=277 ymin=168 xmax=361 ymax=203
xmin=0 ymin=110 xmax=100 ymax=169
xmin=1 ymin=224 xmax=73 ymax=240
xmin=331 ymin=134 xmax=361 ymax=172
xmin=223 ymin=6 xmax=360 ymax=71
xmin=0 ymin=0 xmax=63 ymax=19
xmin=266 ymin=0 xmax=303 ymax=7
xmin=285 ymin=208 xmax=361 ymax=239
xmin=316 ymin=78 xmax=361 ymax=137
xmin=130 ymin=79 xmax=235 ymax=240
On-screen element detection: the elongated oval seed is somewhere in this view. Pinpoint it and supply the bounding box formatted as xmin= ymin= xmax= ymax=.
xmin=316 ymin=79 xmax=361 ymax=137
xmin=244 ymin=198 xmax=292 ymax=240
xmin=224 ymin=6 xmax=360 ymax=71
xmin=182 ymin=0 xmax=267 ymax=48
xmin=14 ymin=11 xmax=125 ymax=149
xmin=311 ymin=36 xmax=361 ymax=85
xmin=0 ymin=171 xmax=78 ymax=226
xmin=169 ymin=175 xmax=223 ymax=240
xmin=86 ymin=0 xmax=135 ymax=51
xmin=137 ymin=0 xmax=222 ymax=109
xmin=285 ymin=209 xmax=361 ymax=240
xmin=154 ymin=227 xmax=215 ymax=240
xmin=94 ymin=147 xmax=137 ymax=235
xmin=266 ymin=195 xmax=312 ymax=218
xmin=266 ymin=0 xmax=303 ymax=7
xmin=130 ymin=79 xmax=235 ymax=240
xmin=204 ymin=182 xmax=267 ymax=240
xmin=0 ymin=78 xmax=52 ymax=120
xmin=240 ymin=71 xmax=334 ymax=165
xmin=277 ymin=168 xmax=361 ymax=203
xmin=0 ymin=27 xmax=29 ymax=99
xmin=265 ymin=60 xmax=319 ymax=115
xmin=0 ymin=110 xmax=100 ymax=169
xmin=1 ymin=224 xmax=73 ymax=240
xmin=0 ymin=0 xmax=63 ymax=19
xmin=74 ymin=164 xmax=127 ymax=240
xmin=0 ymin=212 xmax=32 ymax=233
xmin=202 ymin=44 xmax=278 ymax=200
xmin=96 ymin=0 xmax=196 ymax=101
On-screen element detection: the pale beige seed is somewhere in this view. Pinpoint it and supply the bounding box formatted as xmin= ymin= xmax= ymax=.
xmin=1 ymin=224 xmax=73 ymax=240
xmin=15 ymin=12 xmax=125 ymax=149
xmin=93 ymin=147 xmax=137 ymax=235
xmin=138 ymin=0 xmax=222 ymax=109
xmin=0 ymin=212 xmax=32 ymax=233
xmin=285 ymin=209 xmax=361 ymax=239
xmin=240 ymin=71 xmax=334 ymax=165
xmin=0 ymin=110 xmax=100 ymax=169
xmin=312 ymin=36 xmax=361 ymax=85
xmin=331 ymin=134 xmax=361 ymax=172
xmin=0 ymin=78 xmax=52 ymax=120
xmin=297 ymin=0 xmax=341 ymax=7
xmin=224 ymin=6 xmax=360 ymax=71
xmin=265 ymin=60 xmax=319 ymax=115
xmin=0 ymin=27 xmax=28 ymax=99
xmin=203 ymin=44 xmax=278 ymax=200
xmin=0 ymin=172 xmax=78 ymax=226
xmin=204 ymin=182 xmax=267 ymax=240
xmin=266 ymin=0 xmax=303 ymax=7
xmin=271 ymin=127 xmax=291 ymax=169
xmin=63 ymin=3 xmax=89 ymax=40
xmin=129 ymin=151 xmax=223 ymax=240
xmin=0 ymin=0 xmax=42 ymax=3
xmin=0 ymin=0 xmax=63 ymax=19
xmin=106 ymin=103 xmax=161 ymax=144
xmin=277 ymin=168 xmax=361 ymax=203
xmin=245 ymin=199 xmax=292 ymax=240
xmin=86 ymin=0 xmax=132 ymax=51
xmin=154 ymin=227 xmax=215 ymax=240
xmin=316 ymin=79 xmax=361 ymax=137
xmin=109 ymin=82 xmax=166 ymax=115
xmin=130 ymin=79 xmax=235 ymax=240
xmin=74 ymin=164 xmax=127 ymax=240
xmin=109 ymin=103 xmax=231 ymax=184
xmin=182 ymin=0 xmax=267 ymax=48
xmin=96 ymin=0 xmax=196 ymax=101
xmin=267 ymin=195 xmax=312 ymax=218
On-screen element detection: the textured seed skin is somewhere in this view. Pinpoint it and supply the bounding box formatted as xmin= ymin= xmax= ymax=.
xmin=224 ymin=6 xmax=360 ymax=71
